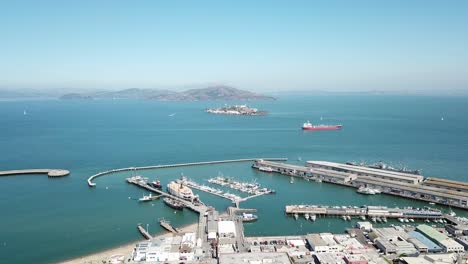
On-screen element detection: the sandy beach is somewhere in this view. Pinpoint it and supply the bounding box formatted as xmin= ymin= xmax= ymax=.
xmin=58 ymin=222 xmax=198 ymax=264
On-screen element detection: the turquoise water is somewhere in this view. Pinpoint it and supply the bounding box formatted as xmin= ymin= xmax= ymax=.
xmin=1 ymin=95 xmax=468 ymax=263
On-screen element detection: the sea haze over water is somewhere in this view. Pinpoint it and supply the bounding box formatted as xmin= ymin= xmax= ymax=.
xmin=0 ymin=95 xmax=468 ymax=263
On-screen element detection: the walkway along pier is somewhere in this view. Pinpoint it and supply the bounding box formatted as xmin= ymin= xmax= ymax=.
xmin=87 ymin=158 xmax=287 ymax=187
xmin=0 ymin=169 xmax=70 ymax=177
xmin=253 ymin=159 xmax=468 ymax=210
xmin=285 ymin=204 xmax=444 ymax=220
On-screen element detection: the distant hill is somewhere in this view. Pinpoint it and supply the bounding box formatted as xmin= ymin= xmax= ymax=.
xmin=60 ymin=93 xmax=93 ymax=100
xmin=59 ymin=86 xmax=275 ymax=101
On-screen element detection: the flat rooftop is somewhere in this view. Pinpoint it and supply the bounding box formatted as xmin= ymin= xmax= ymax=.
xmin=219 ymin=252 xmax=292 ymax=264
xmin=307 ymin=161 xmax=424 ymax=181
xmin=423 ymin=177 xmax=468 ymax=192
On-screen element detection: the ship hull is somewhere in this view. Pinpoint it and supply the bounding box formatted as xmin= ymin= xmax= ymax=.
xmin=302 ymin=125 xmax=342 ymax=131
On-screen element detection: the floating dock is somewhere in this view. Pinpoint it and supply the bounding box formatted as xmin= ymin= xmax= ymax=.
xmin=253 ymin=159 xmax=468 ymax=210
xmin=0 ymin=169 xmax=70 ymax=177
xmin=87 ymin=158 xmax=287 ymax=187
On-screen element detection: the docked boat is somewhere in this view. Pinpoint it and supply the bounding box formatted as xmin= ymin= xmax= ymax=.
xmin=304 ymin=213 xmax=310 ymax=220
xmin=311 ymin=215 xmax=317 ymax=221
xmin=342 ymin=216 xmax=347 ymax=221
xmin=371 ymin=217 xmax=377 ymax=223
xmin=360 ymin=216 xmax=366 ymax=221
xmin=302 ymin=121 xmax=342 ymax=131
xmin=258 ymin=166 xmax=273 ymax=173
xmin=163 ymin=197 xmax=185 ymax=210
xmin=357 ymin=186 xmax=377 ymax=195
xmin=382 ymin=217 xmax=387 ymax=223
xmin=138 ymin=193 xmax=154 ymax=202
xmin=290 ymin=177 xmax=294 ymax=184
xmin=167 ymin=181 xmax=198 ymax=202
xmin=294 ymin=213 xmax=299 ymax=220
xmin=150 ymin=179 xmax=162 ymax=189
xmin=241 ymin=213 xmax=258 ymax=222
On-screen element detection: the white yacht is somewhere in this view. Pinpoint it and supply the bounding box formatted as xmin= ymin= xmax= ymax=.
xmin=138 ymin=193 xmax=154 ymax=202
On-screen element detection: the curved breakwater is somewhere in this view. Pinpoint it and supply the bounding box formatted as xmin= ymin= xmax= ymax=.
xmin=87 ymin=158 xmax=287 ymax=187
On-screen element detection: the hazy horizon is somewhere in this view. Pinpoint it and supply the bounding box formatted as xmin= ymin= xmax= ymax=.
xmin=1 ymin=0 xmax=467 ymax=93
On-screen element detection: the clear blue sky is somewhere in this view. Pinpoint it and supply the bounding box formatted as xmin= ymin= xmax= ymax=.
xmin=0 ymin=0 xmax=467 ymax=92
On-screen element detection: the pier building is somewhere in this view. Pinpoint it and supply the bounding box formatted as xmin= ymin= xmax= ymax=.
xmin=253 ymin=159 xmax=468 ymax=209
xmin=306 ymin=161 xmax=424 ymax=184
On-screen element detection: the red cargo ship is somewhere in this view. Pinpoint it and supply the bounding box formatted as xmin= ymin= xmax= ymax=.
xmin=302 ymin=121 xmax=342 ymax=131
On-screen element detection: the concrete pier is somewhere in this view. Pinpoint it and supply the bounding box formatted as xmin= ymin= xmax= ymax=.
xmin=87 ymin=158 xmax=287 ymax=187
xmin=0 ymin=169 xmax=70 ymax=177
xmin=137 ymin=224 xmax=152 ymax=240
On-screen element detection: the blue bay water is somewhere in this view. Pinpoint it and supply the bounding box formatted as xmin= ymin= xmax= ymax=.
xmin=0 ymin=95 xmax=468 ymax=263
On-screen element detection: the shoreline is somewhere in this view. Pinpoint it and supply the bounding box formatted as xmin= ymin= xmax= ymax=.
xmin=57 ymin=222 xmax=198 ymax=264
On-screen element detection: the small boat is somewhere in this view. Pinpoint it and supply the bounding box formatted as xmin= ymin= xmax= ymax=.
xmin=258 ymin=166 xmax=273 ymax=173
xmin=241 ymin=213 xmax=258 ymax=222
xmin=357 ymin=186 xmax=377 ymax=195
xmin=342 ymin=216 xmax=347 ymax=221
xmin=409 ymin=219 xmax=414 ymax=223
xmin=360 ymin=216 xmax=366 ymax=220
xmin=23 ymin=110 xmax=27 ymax=115
xmin=294 ymin=213 xmax=299 ymax=220
xmin=304 ymin=213 xmax=310 ymax=220
xmin=398 ymin=218 xmax=404 ymax=223
xmin=315 ymin=178 xmax=322 ymax=183
xmin=371 ymin=217 xmax=377 ymax=223
xmin=138 ymin=193 xmax=153 ymax=202
xmin=404 ymin=218 xmax=410 ymax=223
xmin=163 ymin=197 xmax=185 ymax=210
xmin=346 ymin=215 xmax=351 ymax=221
xmin=290 ymin=177 xmax=294 ymax=184
xmin=429 ymin=202 xmax=435 ymax=205
xmin=311 ymin=215 xmax=316 ymax=221
xmin=425 ymin=219 xmax=431 ymax=223
xmin=376 ymin=217 xmax=382 ymax=223
xmin=382 ymin=217 xmax=387 ymax=223
xmin=150 ymin=180 xmax=162 ymax=189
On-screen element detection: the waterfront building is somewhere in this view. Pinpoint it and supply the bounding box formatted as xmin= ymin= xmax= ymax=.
xmin=344 ymin=254 xmax=368 ymax=264
xmin=454 ymin=236 xmax=468 ymax=250
xmin=374 ymin=238 xmax=418 ymax=255
xmin=416 ymin=225 xmax=464 ymax=253
xmin=305 ymin=233 xmax=342 ymax=253
xmin=306 ymin=161 xmax=424 ymax=184
xmin=218 ymin=221 xmax=237 ymax=238
xmin=407 ymin=231 xmax=443 ymax=253
xmin=219 ymin=252 xmax=291 ymax=264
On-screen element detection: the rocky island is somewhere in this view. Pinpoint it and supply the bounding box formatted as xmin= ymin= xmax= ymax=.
xmin=206 ymin=105 xmax=267 ymax=116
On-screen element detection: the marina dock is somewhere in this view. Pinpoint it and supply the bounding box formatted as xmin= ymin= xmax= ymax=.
xmin=87 ymin=158 xmax=287 ymax=187
xmin=0 ymin=169 xmax=70 ymax=177
xmin=254 ymin=159 xmax=468 ymax=210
